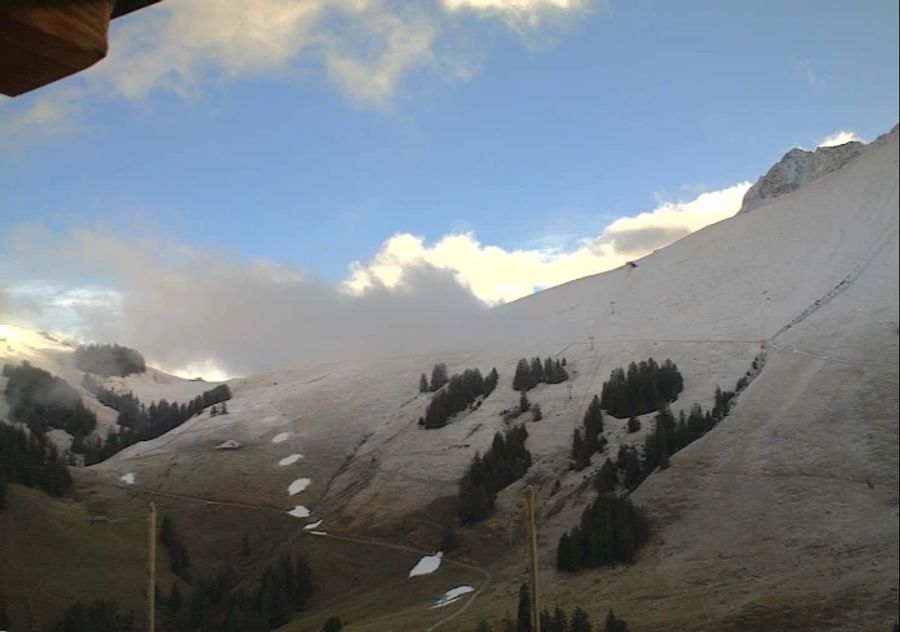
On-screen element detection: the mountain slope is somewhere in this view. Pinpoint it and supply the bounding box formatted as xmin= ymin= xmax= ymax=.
xmin=1 ymin=126 xmax=896 ymax=630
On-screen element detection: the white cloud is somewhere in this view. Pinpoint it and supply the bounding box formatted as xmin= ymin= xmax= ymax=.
xmin=0 ymin=88 xmax=84 ymax=141
xmin=3 ymin=181 xmax=749 ymax=375
xmin=818 ymin=130 xmax=864 ymax=148
xmin=442 ymin=0 xmax=592 ymax=31
xmin=344 ymin=181 xmax=751 ymax=303
xmin=2 ymin=225 xmax=487 ymax=376
xmin=76 ymin=0 xmax=589 ymax=107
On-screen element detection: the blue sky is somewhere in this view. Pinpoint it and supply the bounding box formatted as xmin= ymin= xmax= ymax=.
xmin=0 ymin=0 xmax=897 ymax=375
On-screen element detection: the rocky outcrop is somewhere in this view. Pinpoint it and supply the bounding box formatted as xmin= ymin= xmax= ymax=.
xmin=739 ymin=140 xmax=864 ymax=213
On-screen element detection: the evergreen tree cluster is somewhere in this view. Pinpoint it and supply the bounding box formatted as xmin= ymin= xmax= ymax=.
xmin=600 ymin=386 xmax=738 ymax=496
xmin=512 ymin=357 xmax=568 ymax=391
xmin=3 ymin=362 xmax=97 ymax=439
xmin=556 ymin=493 xmax=649 ymax=572
xmin=0 ymin=422 xmax=72 ymax=502
xmin=160 ymin=515 xmax=192 ymax=581
xmin=600 ymin=358 xmax=683 ymax=418
xmin=164 ymin=553 xmax=313 ymax=631
xmin=424 ymin=368 xmax=498 ymax=429
xmin=474 ymin=583 xmax=628 ymax=632
xmin=571 ymin=395 xmax=606 ymax=470
xmin=457 ymin=424 xmax=531 ymax=523
xmin=640 ymin=387 xmax=735 ymax=476
xmin=73 ymin=343 xmax=146 ymax=377
xmin=79 ymin=382 xmax=232 ymax=464
xmin=52 ymin=600 xmax=135 ymax=632
xmin=427 ymin=363 xmax=450 ymax=392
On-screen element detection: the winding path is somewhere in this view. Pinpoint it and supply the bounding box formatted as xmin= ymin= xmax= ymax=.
xmin=134 ymin=488 xmax=492 ymax=630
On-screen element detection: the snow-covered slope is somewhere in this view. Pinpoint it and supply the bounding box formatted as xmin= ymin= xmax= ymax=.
xmin=93 ymin=125 xmax=897 ymax=532
xmin=0 ymin=324 xmax=220 ymax=437
xmin=4 ymin=124 xmax=896 ymax=630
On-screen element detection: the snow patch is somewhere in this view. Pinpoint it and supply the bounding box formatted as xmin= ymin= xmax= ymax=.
xmin=287 ymin=505 xmax=311 ymax=518
xmin=119 ymin=472 xmax=137 ymax=485
xmin=288 ymin=477 xmax=312 ymax=495
xmin=272 ymin=432 xmax=289 ymax=444
xmin=309 ymin=530 xmax=327 ymax=536
xmin=303 ymin=519 xmax=323 ymax=531
xmin=278 ymin=454 xmax=303 ymax=466
xmin=431 ymin=585 xmax=474 ymax=608
xmin=408 ymin=552 xmax=443 ymax=577
xmin=215 ymin=439 xmax=241 ymax=450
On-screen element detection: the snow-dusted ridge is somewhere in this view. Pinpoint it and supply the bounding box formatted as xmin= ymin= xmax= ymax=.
xmin=739 ymin=125 xmax=898 ymax=214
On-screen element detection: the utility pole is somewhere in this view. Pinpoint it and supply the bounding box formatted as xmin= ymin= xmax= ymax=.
xmin=146 ymin=501 xmax=157 ymax=632
xmin=589 ymin=335 xmax=595 ymax=351
xmin=610 ymin=300 xmax=616 ymax=315
xmin=567 ymin=384 xmax=573 ymax=400
xmin=525 ymin=485 xmax=541 ymax=632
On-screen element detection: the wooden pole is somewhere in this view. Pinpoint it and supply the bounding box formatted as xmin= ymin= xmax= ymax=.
xmin=525 ymin=485 xmax=541 ymax=632
xmin=147 ymin=501 xmax=157 ymax=632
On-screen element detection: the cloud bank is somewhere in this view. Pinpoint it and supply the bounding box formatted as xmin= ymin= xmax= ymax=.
xmin=345 ymin=181 xmax=750 ymax=303
xmin=2 ymin=180 xmax=747 ymax=377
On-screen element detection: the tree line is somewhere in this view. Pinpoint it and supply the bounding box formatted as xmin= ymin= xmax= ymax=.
xmin=422 ymin=367 xmax=498 ymax=429
xmin=608 ymin=386 xmax=737 ymax=493
xmin=3 ymin=361 xmax=97 ymax=440
xmin=162 ymin=553 xmax=313 ymax=631
xmin=419 ymin=362 xmax=450 ymax=393
xmin=556 ymin=493 xmax=649 ymax=572
xmin=600 ymin=358 xmax=683 ymax=418
xmin=571 ymin=395 xmax=606 ymax=471
xmin=471 ymin=582 xmax=629 ymax=632
xmin=0 ymin=422 xmax=72 ymax=507
xmin=513 ymin=357 xmax=569 ymax=392
xmin=73 ymin=343 xmax=146 ymax=377
xmin=458 ymin=424 xmax=531 ymax=523
xmin=161 ymin=515 xmax=192 ymax=582
xmin=49 ymin=548 xmax=313 ymax=632
xmin=79 ymin=380 xmax=232 ymax=464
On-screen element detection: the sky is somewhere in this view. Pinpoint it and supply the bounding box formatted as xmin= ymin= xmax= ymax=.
xmin=1 ymin=0 xmax=897 ymax=378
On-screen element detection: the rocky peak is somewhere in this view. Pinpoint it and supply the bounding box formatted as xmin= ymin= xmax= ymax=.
xmin=738 ymin=139 xmax=865 ymax=213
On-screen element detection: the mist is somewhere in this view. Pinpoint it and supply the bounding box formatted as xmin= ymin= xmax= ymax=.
xmin=3 ymin=225 xmax=501 ymax=377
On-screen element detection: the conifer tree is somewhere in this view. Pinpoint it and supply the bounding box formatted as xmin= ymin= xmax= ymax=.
xmin=169 ymin=582 xmax=182 ymax=611
xmin=484 ymin=368 xmax=500 ymax=396
xmin=419 ymin=373 xmax=429 ymax=393
xmin=549 ymin=605 xmax=568 ymax=632
xmin=570 ymin=607 xmax=593 ymax=632
xmin=519 ymin=391 xmax=531 ymax=414
xmin=322 ymin=616 xmax=344 ymax=632
xmin=516 ymin=583 xmax=532 ymax=632
xmin=594 ymin=459 xmax=617 ymax=494
xmin=430 ymin=363 xmax=449 ymax=391
xmin=531 ymin=404 xmax=542 ymax=421
xmin=441 ymin=522 xmax=459 ymax=552
xmin=513 ymin=359 xmax=535 ymax=391
xmin=529 ymin=357 xmax=545 ymax=386
xmin=627 ymin=416 xmax=640 ymax=433
xmin=571 ymin=429 xmax=587 ymax=470
xmin=604 ymin=610 xmax=628 ymax=632
xmin=556 ymin=532 xmax=581 ymax=572
xmin=583 ymin=395 xmax=605 ymax=454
